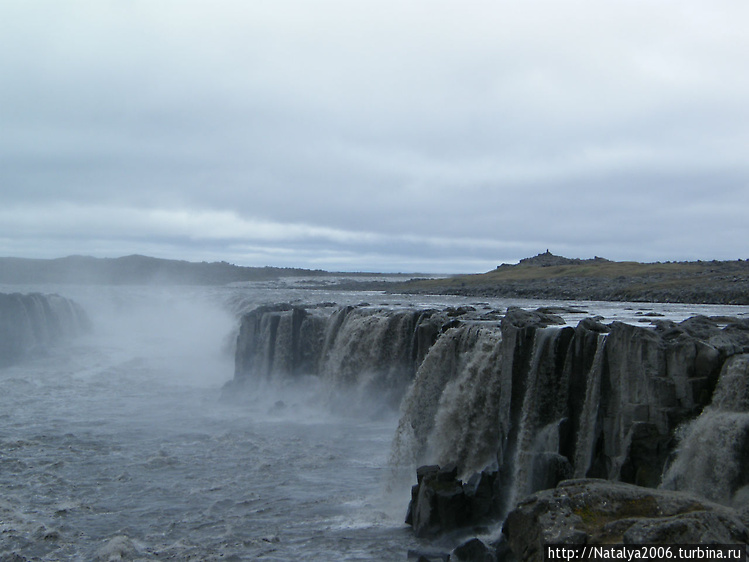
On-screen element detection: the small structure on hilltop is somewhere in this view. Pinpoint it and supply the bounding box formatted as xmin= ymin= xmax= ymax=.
xmin=499 ymin=251 xmax=611 ymax=269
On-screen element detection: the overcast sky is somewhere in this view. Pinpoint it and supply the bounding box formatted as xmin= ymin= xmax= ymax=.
xmin=1 ymin=1 xmax=747 ymax=272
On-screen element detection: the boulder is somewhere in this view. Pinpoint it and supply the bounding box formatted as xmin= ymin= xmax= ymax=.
xmin=502 ymin=479 xmax=749 ymax=562
xmin=408 ymin=464 xmax=470 ymax=538
xmin=406 ymin=465 xmax=500 ymax=538
xmin=502 ymin=307 xmax=565 ymax=329
xmin=463 ymin=470 xmax=498 ymax=521
xmin=450 ymin=538 xmax=496 ymax=562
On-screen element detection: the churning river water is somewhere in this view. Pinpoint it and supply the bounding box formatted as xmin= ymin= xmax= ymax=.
xmin=2 ymin=282 xmax=747 ymax=561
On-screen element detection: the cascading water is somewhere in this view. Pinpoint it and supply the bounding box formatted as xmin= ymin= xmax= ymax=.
xmin=232 ymin=304 xmax=447 ymax=415
xmin=660 ymin=354 xmax=749 ymax=506
xmin=318 ymin=307 xmax=423 ymax=411
xmin=390 ymin=323 xmax=503 ymax=478
xmin=507 ymin=326 xmax=575 ymax=507
xmin=426 ymin=327 xmax=505 ymax=478
xmin=572 ymin=333 xmax=606 ymax=478
xmin=0 ymin=292 xmax=90 ymax=366
xmin=394 ymin=308 xmax=749 ymax=546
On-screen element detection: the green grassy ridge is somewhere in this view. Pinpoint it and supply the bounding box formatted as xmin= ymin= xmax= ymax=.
xmin=423 ymin=259 xmax=743 ymax=284
xmin=396 ymin=256 xmax=749 ymax=304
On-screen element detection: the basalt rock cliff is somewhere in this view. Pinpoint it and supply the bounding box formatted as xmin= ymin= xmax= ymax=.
xmin=229 ymin=303 xmax=749 ymax=555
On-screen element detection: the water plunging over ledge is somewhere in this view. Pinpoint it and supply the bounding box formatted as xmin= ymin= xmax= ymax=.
xmin=1 ymin=282 xmax=748 ymax=560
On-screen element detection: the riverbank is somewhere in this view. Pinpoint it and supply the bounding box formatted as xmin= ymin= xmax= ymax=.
xmin=361 ymin=252 xmax=749 ymax=305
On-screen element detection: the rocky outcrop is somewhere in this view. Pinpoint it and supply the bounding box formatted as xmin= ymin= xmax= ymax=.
xmin=503 ymin=479 xmax=749 ymax=561
xmin=405 ymin=464 xmax=498 ymax=538
xmin=398 ymin=255 xmax=749 ymax=305
xmin=516 ymin=250 xmax=607 ymax=268
xmin=0 ymin=292 xmax=90 ymax=367
xmin=450 ymin=538 xmax=497 ymax=562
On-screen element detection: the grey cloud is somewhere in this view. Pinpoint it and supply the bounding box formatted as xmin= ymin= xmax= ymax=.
xmin=1 ymin=0 xmax=748 ymax=271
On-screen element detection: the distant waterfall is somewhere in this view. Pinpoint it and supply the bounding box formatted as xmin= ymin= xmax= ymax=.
xmin=317 ymin=307 xmax=434 ymax=409
xmin=231 ymin=304 xmax=446 ymax=412
xmin=0 ymin=292 xmax=91 ymax=366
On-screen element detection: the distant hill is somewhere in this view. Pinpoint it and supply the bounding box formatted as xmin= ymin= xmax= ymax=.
xmin=0 ymin=255 xmax=334 ymax=285
xmin=395 ymin=251 xmax=749 ymax=305
xmin=514 ymin=250 xmax=611 ymax=267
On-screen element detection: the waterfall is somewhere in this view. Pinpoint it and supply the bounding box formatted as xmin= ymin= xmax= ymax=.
xmin=318 ymin=307 xmax=422 ymax=409
xmin=233 ymin=304 xmax=330 ymax=383
xmin=507 ymin=326 xmax=575 ymax=508
xmin=660 ymin=354 xmax=749 ymax=506
xmin=231 ymin=303 xmax=749 ymax=524
xmin=390 ymin=323 xmax=503 ymax=478
xmin=427 ymin=328 xmax=504 ymax=476
xmin=0 ymin=292 xmax=90 ymax=367
xmin=572 ymin=333 xmax=606 ymax=478
xmin=232 ymin=304 xmax=446 ymax=413
xmin=661 ymin=411 xmax=749 ymax=505
xmin=711 ymin=354 xmax=749 ymax=412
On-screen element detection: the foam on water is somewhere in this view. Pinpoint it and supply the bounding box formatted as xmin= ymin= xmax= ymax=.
xmin=0 ymin=285 xmax=422 ymax=561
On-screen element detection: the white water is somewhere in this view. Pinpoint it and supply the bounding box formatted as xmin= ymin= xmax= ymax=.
xmin=0 ymin=285 xmax=422 ymax=561
xmin=660 ymin=355 xmax=749 ymax=507
xmin=1 ymin=282 xmax=748 ymax=561
xmin=572 ymin=334 xmax=606 ymax=478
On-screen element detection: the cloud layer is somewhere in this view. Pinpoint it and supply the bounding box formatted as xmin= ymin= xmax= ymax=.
xmin=1 ymin=1 xmax=747 ymax=272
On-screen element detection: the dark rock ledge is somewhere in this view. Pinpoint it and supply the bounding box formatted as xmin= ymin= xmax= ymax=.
xmin=407 ymin=474 xmax=749 ymax=561
xmin=503 ymin=479 xmax=749 ymax=562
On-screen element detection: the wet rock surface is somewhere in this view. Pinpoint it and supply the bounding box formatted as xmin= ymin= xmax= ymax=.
xmin=450 ymin=538 xmax=497 ymax=562
xmin=406 ymin=464 xmax=499 ymax=538
xmin=503 ymin=479 xmax=749 ymax=562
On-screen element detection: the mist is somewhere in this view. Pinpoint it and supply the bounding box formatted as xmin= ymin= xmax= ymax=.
xmin=0 ymin=282 xmax=424 ymax=560
xmin=72 ymin=286 xmax=237 ymax=388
